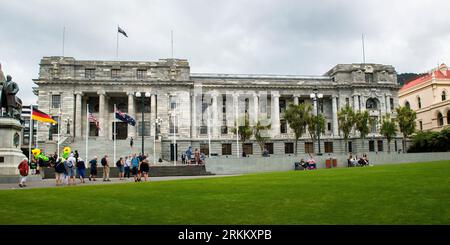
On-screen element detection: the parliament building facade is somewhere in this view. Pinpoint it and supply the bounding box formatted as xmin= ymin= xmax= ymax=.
xmin=33 ymin=57 xmax=401 ymax=161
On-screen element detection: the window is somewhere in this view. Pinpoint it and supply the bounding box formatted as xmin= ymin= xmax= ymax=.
xmin=222 ymin=144 xmax=232 ymax=155
xmin=405 ymin=101 xmax=410 ymax=108
xmin=137 ymin=69 xmax=146 ymax=79
xmin=199 ymin=126 xmax=208 ymax=135
xmin=437 ymin=112 xmax=444 ymax=127
xmin=138 ymin=121 xmax=150 ymax=136
xmin=442 ymin=91 xmax=447 ymax=101
xmin=111 ymin=69 xmax=120 ymax=79
xmin=221 ymin=126 xmax=228 ymax=134
xmin=417 ymin=97 xmax=422 ymax=109
xmin=390 ymin=98 xmax=394 ymax=111
xmin=324 ymin=142 xmax=333 ymax=153
xmin=200 ymin=143 xmax=209 ymax=156
xmin=89 ymin=122 xmax=99 ymax=136
xmin=327 ymin=122 xmax=331 ymax=131
xmin=49 ymin=116 xmax=59 ymax=139
xmin=244 ymin=98 xmax=250 ymax=114
xmin=365 ymin=73 xmax=373 ymax=83
xmin=85 ymin=69 xmax=95 ymax=79
xmin=304 ymin=142 xmax=314 ymax=153
xmin=366 ymin=98 xmax=378 ymax=110
xmin=419 ymin=121 xmax=423 ymax=131
xmin=169 ymin=115 xmax=178 ymax=133
xmin=88 ymin=97 xmax=99 ymax=113
xmin=169 ymin=96 xmax=177 ymax=109
xmin=447 ymin=111 xmax=450 ymax=125
xmin=135 ymin=97 xmax=151 ymax=113
xmin=222 ymin=95 xmax=227 ymax=114
xmin=243 ymin=143 xmax=253 ymax=155
xmin=348 ymin=141 xmax=353 ymax=153
xmin=280 ymin=119 xmax=287 ymax=134
xmin=279 ymin=99 xmax=286 ymax=113
xmin=369 ymin=140 xmax=375 ymax=152
xmin=377 ymin=140 xmax=384 ymax=152
xmin=264 ymin=143 xmax=274 ymax=154
xmin=284 ymin=143 xmax=294 ymax=154
xmin=370 ymin=117 xmax=378 ymax=133
xmin=51 ymin=94 xmax=61 ymax=108
xmin=394 ymin=140 xmax=398 ymax=152
xmin=345 ymin=98 xmax=349 ymax=107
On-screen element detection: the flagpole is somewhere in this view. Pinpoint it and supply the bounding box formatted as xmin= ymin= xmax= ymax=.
xmin=86 ymin=104 xmax=89 ymax=162
xmin=35 ymin=121 xmax=39 ymax=148
xmin=114 ymin=104 xmax=117 ymax=166
xmin=116 ymin=25 xmax=119 ymax=61
xmin=208 ymin=106 xmax=211 ymax=158
xmin=28 ymin=105 xmax=33 ymax=162
xmin=362 ymin=33 xmax=366 ymax=64
xmin=62 ymin=26 xmax=66 ymax=57
xmin=236 ymin=100 xmax=239 ymax=158
xmin=57 ymin=107 xmax=61 ymax=158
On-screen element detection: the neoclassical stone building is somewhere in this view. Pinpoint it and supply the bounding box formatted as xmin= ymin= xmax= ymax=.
xmin=33 ymin=56 xmax=401 ymax=161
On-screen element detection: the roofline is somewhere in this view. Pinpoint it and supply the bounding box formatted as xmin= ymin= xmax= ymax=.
xmin=190 ymin=73 xmax=331 ymax=80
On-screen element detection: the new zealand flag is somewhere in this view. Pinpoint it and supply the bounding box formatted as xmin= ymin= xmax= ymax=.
xmin=115 ymin=110 xmax=136 ymax=126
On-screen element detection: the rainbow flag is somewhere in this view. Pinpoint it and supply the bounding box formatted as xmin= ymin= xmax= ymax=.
xmin=32 ymin=108 xmax=57 ymax=124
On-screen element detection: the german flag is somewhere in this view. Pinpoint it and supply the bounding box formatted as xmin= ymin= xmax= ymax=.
xmin=32 ymin=108 xmax=57 ymax=124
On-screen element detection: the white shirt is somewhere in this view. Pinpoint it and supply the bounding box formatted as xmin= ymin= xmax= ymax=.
xmin=125 ymin=159 xmax=131 ymax=167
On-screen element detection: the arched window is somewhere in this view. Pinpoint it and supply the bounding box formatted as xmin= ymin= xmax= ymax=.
xmin=437 ymin=112 xmax=444 ymax=127
xmin=447 ymin=111 xmax=450 ymax=125
xmin=442 ymin=91 xmax=447 ymax=101
xmin=405 ymin=101 xmax=410 ymax=108
xmin=366 ymin=98 xmax=379 ymax=110
xmin=417 ymin=97 xmax=422 ymax=109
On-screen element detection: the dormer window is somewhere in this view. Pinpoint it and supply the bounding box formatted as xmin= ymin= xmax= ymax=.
xmin=111 ymin=69 xmax=120 ymax=79
xmin=365 ymin=73 xmax=373 ymax=83
xmin=442 ymin=91 xmax=447 ymax=101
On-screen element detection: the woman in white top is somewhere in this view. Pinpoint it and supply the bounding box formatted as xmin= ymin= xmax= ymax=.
xmin=124 ymin=156 xmax=131 ymax=179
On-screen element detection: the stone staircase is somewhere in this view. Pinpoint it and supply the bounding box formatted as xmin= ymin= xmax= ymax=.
xmin=42 ymin=165 xmax=213 ymax=179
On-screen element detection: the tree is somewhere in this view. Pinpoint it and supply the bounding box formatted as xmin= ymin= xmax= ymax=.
xmin=254 ymin=120 xmax=271 ymax=155
xmin=231 ymin=114 xmax=253 ymax=143
xmin=396 ymin=106 xmax=417 ymax=152
xmin=307 ymin=114 xmax=325 ymax=154
xmin=380 ymin=114 xmax=397 ymax=153
xmin=354 ymin=110 xmax=372 ymax=151
xmin=284 ymin=103 xmax=312 ymax=155
xmin=338 ymin=105 xmax=355 ymax=154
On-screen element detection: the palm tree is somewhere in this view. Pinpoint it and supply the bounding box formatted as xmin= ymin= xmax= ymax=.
xmin=338 ymin=105 xmax=355 ymax=154
xmin=307 ymin=114 xmax=325 ymax=154
xmin=284 ymin=103 xmax=312 ymax=155
xmin=396 ymin=106 xmax=417 ymax=152
xmin=254 ymin=120 xmax=271 ymax=155
xmin=354 ymin=110 xmax=371 ymax=152
xmin=232 ymin=114 xmax=253 ymax=144
xmin=380 ymin=114 xmax=397 ymax=153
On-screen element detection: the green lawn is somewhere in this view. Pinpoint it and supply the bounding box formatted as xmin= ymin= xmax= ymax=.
xmin=0 ymin=161 xmax=449 ymax=224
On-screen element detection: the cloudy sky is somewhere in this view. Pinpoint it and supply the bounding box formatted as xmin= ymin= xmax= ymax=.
xmin=1 ymin=0 xmax=450 ymax=105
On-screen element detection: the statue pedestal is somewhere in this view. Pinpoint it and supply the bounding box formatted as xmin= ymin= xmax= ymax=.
xmin=0 ymin=117 xmax=26 ymax=175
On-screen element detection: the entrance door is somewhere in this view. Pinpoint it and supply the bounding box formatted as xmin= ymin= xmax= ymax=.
xmin=112 ymin=122 xmax=128 ymax=140
xmin=170 ymin=143 xmax=178 ymax=161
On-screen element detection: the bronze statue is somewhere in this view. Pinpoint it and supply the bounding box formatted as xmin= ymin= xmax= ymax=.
xmin=0 ymin=63 xmax=23 ymax=120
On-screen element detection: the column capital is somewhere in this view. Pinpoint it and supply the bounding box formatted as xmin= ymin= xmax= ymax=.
xmin=271 ymin=91 xmax=280 ymax=98
xmin=293 ymin=93 xmax=300 ymax=98
xmin=210 ymin=90 xmax=219 ymax=98
xmin=97 ymin=90 xmax=106 ymax=96
xmin=126 ymin=91 xmax=135 ymax=96
xmin=74 ymin=91 xmax=83 ymax=96
xmin=332 ymin=94 xmax=339 ymax=99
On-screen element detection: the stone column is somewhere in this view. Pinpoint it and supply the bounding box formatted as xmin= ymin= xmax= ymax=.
xmin=293 ymin=94 xmax=299 ymax=105
xmin=151 ymin=93 xmax=157 ymax=136
xmin=191 ymin=93 xmax=197 ymax=138
xmin=313 ymin=98 xmax=318 ymax=116
xmin=211 ymin=91 xmax=219 ymax=138
xmin=386 ymin=94 xmax=391 ymax=114
xmin=253 ymin=93 xmax=259 ymax=125
xmin=353 ymin=94 xmax=359 ymax=111
xmin=127 ymin=91 xmax=135 ymax=139
xmin=98 ymin=91 xmax=106 ymax=138
xmin=332 ymin=95 xmax=339 ymax=137
xmin=271 ymin=91 xmax=280 ymax=136
xmin=75 ymin=91 xmax=83 ymax=138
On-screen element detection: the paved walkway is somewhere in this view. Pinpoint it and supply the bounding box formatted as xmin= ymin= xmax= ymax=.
xmin=0 ymin=175 xmax=236 ymax=190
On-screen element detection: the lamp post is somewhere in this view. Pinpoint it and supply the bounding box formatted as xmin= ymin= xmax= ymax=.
xmin=136 ymin=92 xmax=151 ymax=155
xmin=152 ymin=117 xmax=162 ymax=165
xmin=310 ymin=88 xmax=323 ymax=155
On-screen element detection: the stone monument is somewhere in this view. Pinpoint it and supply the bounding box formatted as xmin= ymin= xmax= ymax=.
xmin=0 ymin=62 xmax=26 ymax=175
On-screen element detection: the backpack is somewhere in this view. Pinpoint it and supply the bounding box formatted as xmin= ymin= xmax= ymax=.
xmin=116 ymin=160 xmax=121 ymax=167
xmin=101 ymin=158 xmax=107 ymax=166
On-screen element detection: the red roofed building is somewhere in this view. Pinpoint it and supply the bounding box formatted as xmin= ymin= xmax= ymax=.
xmin=399 ymin=63 xmax=450 ymax=131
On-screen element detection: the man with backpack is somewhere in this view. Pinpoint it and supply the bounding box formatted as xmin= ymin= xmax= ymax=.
xmin=18 ymin=157 xmax=29 ymax=188
xmin=66 ymin=153 xmax=77 ymax=185
xmin=101 ymin=155 xmax=110 ymax=182
xmin=89 ymin=156 xmax=98 ymax=181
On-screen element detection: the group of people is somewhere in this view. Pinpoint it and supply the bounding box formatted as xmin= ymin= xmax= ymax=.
xmin=295 ymin=153 xmax=318 ymax=170
xmin=347 ymin=154 xmax=370 ymax=167
xmin=181 ymin=146 xmax=206 ymax=165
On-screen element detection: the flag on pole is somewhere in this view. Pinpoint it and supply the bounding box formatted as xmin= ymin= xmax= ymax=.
xmin=32 ymin=108 xmax=57 ymax=124
xmin=115 ymin=109 xmax=136 ymax=126
xmin=118 ymin=26 xmax=128 ymax=37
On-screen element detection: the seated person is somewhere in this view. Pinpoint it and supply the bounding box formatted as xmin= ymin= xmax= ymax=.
xmin=347 ymin=154 xmax=353 ymax=167
xmin=307 ymin=154 xmax=317 ymax=169
xmin=363 ymin=154 xmax=369 ymax=165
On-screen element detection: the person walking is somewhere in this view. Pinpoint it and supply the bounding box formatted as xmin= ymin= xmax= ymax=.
xmin=116 ymin=157 xmax=124 ymax=180
xmin=76 ymin=157 xmax=86 ymax=183
xmin=74 ymin=150 xmax=79 ymax=162
xmin=101 ymin=155 xmax=110 ymax=182
xmin=66 ymin=153 xmax=77 ymax=185
xmin=130 ymin=137 xmax=134 ymax=149
xmin=139 ymin=155 xmax=150 ymax=182
xmin=131 ymin=154 xmax=140 ymax=182
xmin=194 ymin=148 xmax=200 ymax=165
xmin=124 ymin=156 xmax=131 ymax=178
xmin=54 ymin=157 xmax=66 ymax=186
xmin=89 ymin=156 xmax=98 ymax=181
xmin=18 ymin=157 xmax=29 ymax=188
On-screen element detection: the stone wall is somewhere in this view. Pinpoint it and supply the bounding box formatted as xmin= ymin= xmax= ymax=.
xmin=205 ymin=152 xmax=450 ymax=175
